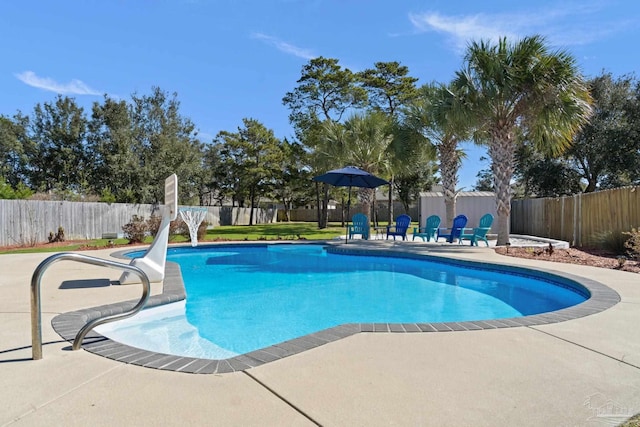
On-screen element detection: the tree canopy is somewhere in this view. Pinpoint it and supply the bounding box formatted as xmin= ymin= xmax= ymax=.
xmin=1 ymin=49 xmax=638 ymax=237
xmin=1 ymin=88 xmax=203 ymax=204
xmin=567 ymin=73 xmax=640 ymax=191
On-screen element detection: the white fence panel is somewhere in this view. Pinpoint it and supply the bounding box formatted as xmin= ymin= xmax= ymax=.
xmin=419 ymin=192 xmax=497 ymax=229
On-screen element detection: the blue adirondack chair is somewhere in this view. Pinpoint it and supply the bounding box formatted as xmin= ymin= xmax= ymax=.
xmin=412 ymin=215 xmax=441 ymax=242
xmin=458 ymin=213 xmax=494 ymax=246
xmin=347 ymin=213 xmax=370 ymax=240
xmin=437 ymin=214 xmax=468 ymax=243
xmin=386 ymin=214 xmax=412 ymax=240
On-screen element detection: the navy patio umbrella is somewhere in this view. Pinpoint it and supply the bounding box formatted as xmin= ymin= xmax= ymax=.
xmin=313 ymin=166 xmax=390 ymax=243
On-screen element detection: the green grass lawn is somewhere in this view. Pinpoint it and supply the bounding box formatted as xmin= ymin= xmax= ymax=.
xmin=204 ymin=222 xmax=346 ymax=241
xmin=0 ymin=238 xmax=133 ymax=254
xmin=0 ymin=222 xmax=347 ymax=254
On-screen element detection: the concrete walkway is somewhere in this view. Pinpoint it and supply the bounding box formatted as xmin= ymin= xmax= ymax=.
xmin=1 ymin=242 xmax=639 ymax=426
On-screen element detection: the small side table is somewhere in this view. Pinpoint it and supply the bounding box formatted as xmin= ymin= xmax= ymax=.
xmin=373 ymin=226 xmax=387 ymax=239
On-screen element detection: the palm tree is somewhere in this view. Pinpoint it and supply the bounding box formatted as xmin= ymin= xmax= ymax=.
xmin=309 ymin=119 xmax=343 ymax=228
xmin=320 ymin=111 xmax=394 ymax=218
xmin=405 ymin=83 xmax=470 ymax=226
xmin=386 ymin=119 xmax=435 ymax=217
xmin=452 ymin=36 xmax=592 ymax=245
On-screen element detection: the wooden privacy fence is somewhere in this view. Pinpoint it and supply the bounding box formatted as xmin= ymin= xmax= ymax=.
xmin=510 ymin=186 xmax=640 ymax=247
xmin=0 ymin=199 xmax=277 ymax=247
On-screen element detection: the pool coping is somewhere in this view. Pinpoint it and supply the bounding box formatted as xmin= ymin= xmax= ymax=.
xmin=51 ymin=242 xmax=621 ymax=374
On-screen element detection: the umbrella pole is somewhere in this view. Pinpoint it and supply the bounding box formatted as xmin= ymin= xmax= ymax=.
xmin=345 ymin=186 xmax=352 ymax=244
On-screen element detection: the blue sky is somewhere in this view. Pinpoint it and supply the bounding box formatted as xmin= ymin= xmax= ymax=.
xmin=2 ymin=0 xmax=639 ymax=189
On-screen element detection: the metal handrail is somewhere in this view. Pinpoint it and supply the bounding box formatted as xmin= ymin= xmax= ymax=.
xmin=30 ymin=252 xmax=151 ymax=360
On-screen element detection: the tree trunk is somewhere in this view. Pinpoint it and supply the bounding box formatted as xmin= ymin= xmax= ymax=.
xmin=388 ymin=176 xmax=394 ymax=223
xmin=444 ymin=196 xmax=456 ymax=227
xmin=359 ymin=187 xmax=373 ymax=221
xmin=438 ymin=137 xmax=461 ymax=226
xmin=283 ymin=198 xmax=291 ymax=222
xmin=249 ymin=186 xmax=256 ymax=226
xmin=402 ymin=199 xmax=410 ymax=213
xmin=315 ymin=182 xmax=322 ymax=227
xmin=372 ymin=198 xmax=377 ymax=226
xmin=320 ymin=184 xmax=329 ymax=229
xmin=489 ymin=128 xmax=515 ymax=246
xmin=284 ymin=206 xmax=290 ymax=222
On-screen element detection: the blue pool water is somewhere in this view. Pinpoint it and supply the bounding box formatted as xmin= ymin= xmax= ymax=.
xmin=97 ymin=244 xmax=587 ymax=359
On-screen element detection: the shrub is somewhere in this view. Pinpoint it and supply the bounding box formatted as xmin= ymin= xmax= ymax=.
xmin=146 ymin=215 xmax=184 ymax=241
xmin=48 ymin=226 xmax=65 ymax=243
xmin=167 ymin=218 xmax=183 ymax=241
xmin=197 ymin=221 xmax=208 ymax=240
xmin=99 ymin=188 xmax=116 ymax=203
xmin=137 ymin=213 xmax=184 ymax=239
xmin=174 ymin=218 xmax=208 ymax=242
xmin=172 ymin=218 xmax=187 ymax=239
xmin=166 ymin=217 xmax=188 ymax=242
xmin=146 ymin=214 xmax=162 ymax=237
xmin=592 ymin=230 xmax=628 ymax=254
xmin=124 ymin=214 xmax=208 ymax=244
xmin=623 ymin=228 xmax=640 ymax=260
xmin=122 ymin=215 xmax=148 ymax=243
xmin=0 ymin=180 xmax=34 ymax=199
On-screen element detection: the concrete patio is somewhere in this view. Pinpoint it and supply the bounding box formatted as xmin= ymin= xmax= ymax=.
xmin=1 ymin=241 xmax=639 ymax=426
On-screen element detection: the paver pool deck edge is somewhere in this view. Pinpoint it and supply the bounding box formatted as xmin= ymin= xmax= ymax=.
xmin=51 ymin=241 xmax=620 ymax=373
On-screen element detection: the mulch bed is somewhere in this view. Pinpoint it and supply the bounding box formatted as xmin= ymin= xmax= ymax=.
xmin=494 ymin=246 xmax=640 ymax=274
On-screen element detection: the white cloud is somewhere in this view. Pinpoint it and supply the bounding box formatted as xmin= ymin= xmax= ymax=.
xmin=196 ymin=131 xmax=215 ymax=142
xmin=408 ymin=2 xmax=633 ymax=52
xmin=15 ymin=71 xmax=103 ymax=96
xmin=409 ymin=12 xmax=517 ymax=51
xmin=251 ymin=32 xmax=316 ymax=60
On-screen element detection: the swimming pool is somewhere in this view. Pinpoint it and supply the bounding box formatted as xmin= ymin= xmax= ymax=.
xmin=96 ymin=243 xmax=588 ymax=360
